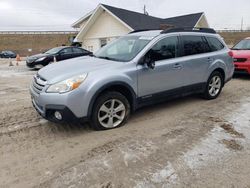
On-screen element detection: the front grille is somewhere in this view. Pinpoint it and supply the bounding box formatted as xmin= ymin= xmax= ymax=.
xmin=234 ymin=58 xmax=247 ymax=63
xmin=32 ymin=74 xmax=47 ymax=94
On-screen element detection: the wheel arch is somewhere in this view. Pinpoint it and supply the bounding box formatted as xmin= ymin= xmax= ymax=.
xmin=211 ymin=68 xmax=225 ymax=86
xmin=87 ymin=82 xmax=137 ymax=117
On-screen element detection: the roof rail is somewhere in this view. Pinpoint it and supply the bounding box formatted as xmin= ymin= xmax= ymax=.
xmin=160 ymin=27 xmax=216 ymax=34
xmin=129 ymin=29 xmax=159 ymax=34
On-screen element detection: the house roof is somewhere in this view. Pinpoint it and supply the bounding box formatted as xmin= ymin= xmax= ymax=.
xmin=72 ymin=4 xmax=205 ymax=30
xmin=74 ymin=4 xmax=208 ymax=43
xmin=71 ymin=10 xmax=94 ymax=28
xmin=101 ymin=4 xmax=204 ymax=30
xmin=163 ymin=13 xmax=204 ymax=28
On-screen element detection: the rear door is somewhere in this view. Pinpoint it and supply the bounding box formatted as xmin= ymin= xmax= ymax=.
xmin=71 ymin=47 xmax=85 ymax=58
xmin=73 ymin=47 xmax=92 ymax=58
xmin=57 ymin=48 xmax=73 ymax=61
xmin=179 ymin=35 xmax=212 ymax=88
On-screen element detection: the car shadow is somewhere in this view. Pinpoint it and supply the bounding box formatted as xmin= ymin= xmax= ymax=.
xmin=233 ymin=73 xmax=250 ymax=80
xmin=130 ymin=94 xmax=201 ymax=122
xmin=42 ymin=94 xmax=202 ymax=135
xmin=38 ymin=120 xmax=93 ymax=137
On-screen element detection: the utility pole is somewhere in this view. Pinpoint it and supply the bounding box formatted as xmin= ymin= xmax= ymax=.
xmin=143 ymin=5 xmax=149 ymax=15
xmin=241 ymin=17 xmax=244 ymax=31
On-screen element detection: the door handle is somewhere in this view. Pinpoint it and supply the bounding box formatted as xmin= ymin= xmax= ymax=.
xmin=207 ymin=57 xmax=213 ymax=63
xmin=173 ymin=63 xmax=182 ymax=69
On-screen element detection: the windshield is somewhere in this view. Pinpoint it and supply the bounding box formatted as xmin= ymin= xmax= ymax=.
xmin=3 ymin=51 xmax=14 ymax=54
xmin=45 ymin=47 xmax=63 ymax=54
xmin=232 ymin=39 xmax=250 ymax=50
xmin=94 ymin=35 xmax=152 ymax=62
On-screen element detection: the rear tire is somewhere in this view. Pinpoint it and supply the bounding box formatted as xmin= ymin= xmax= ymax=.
xmin=91 ymin=91 xmax=130 ymax=130
xmin=203 ymin=71 xmax=224 ymax=100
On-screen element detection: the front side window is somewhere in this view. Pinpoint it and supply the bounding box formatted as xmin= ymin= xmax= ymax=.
xmin=95 ymin=35 xmax=152 ymax=62
xmin=148 ymin=36 xmax=178 ymax=62
xmin=232 ymin=39 xmax=250 ymax=50
xmin=182 ymin=36 xmax=211 ymax=56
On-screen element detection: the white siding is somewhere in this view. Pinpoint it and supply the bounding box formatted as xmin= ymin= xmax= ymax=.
xmin=80 ymin=10 xmax=131 ymax=52
xmin=79 ymin=20 xmax=89 ymax=29
xmin=195 ymin=15 xmax=209 ymax=28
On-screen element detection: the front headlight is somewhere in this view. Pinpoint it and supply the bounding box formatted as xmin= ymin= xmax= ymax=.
xmin=35 ymin=57 xmax=46 ymax=62
xmin=46 ymin=74 xmax=88 ymax=93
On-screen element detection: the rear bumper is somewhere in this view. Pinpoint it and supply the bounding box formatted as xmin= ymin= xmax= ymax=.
xmin=234 ymin=62 xmax=250 ymax=74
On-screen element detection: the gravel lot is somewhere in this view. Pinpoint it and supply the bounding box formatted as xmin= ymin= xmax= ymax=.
xmin=0 ymin=59 xmax=250 ymax=188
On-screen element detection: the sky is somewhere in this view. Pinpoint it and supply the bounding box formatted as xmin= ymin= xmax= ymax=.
xmin=0 ymin=0 xmax=250 ymax=31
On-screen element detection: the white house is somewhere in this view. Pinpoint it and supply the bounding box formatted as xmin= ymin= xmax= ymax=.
xmin=72 ymin=4 xmax=209 ymax=52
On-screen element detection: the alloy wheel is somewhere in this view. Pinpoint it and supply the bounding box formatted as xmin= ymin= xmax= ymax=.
xmin=98 ymin=99 xmax=126 ymax=128
xmin=208 ymin=75 xmax=222 ymax=97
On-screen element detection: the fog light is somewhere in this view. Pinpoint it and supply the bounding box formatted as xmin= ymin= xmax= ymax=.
xmin=54 ymin=111 xmax=62 ymax=120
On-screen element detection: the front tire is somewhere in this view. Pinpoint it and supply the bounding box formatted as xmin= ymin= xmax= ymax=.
xmin=203 ymin=71 xmax=224 ymax=100
xmin=91 ymin=91 xmax=130 ymax=130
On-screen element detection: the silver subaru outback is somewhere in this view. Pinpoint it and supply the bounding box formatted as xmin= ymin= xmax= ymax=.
xmin=30 ymin=28 xmax=234 ymax=130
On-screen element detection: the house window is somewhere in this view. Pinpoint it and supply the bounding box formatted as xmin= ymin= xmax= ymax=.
xmin=100 ymin=38 xmax=107 ymax=47
xmin=88 ymin=46 xmax=93 ymax=52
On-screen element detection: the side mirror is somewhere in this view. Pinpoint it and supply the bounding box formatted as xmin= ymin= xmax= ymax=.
xmin=139 ymin=51 xmax=155 ymax=69
xmin=146 ymin=59 xmax=155 ymax=69
xmin=144 ymin=52 xmax=155 ymax=69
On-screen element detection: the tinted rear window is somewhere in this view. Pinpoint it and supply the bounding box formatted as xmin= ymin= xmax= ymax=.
xmin=206 ymin=37 xmax=225 ymax=51
xmin=182 ymin=36 xmax=211 ymax=56
xmin=72 ymin=48 xmax=84 ymax=53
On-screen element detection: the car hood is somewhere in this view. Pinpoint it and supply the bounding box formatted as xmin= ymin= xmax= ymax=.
xmin=38 ymin=56 xmax=121 ymax=84
xmin=232 ymin=50 xmax=250 ymax=58
xmin=28 ymin=53 xmax=49 ymax=60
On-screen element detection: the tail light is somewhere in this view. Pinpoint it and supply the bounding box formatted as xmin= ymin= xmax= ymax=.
xmin=228 ymin=51 xmax=234 ymax=57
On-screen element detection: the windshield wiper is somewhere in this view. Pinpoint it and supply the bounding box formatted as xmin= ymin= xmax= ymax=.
xmin=97 ymin=56 xmax=111 ymax=60
xmin=232 ymin=48 xmax=250 ymax=50
xmin=97 ymin=56 xmax=120 ymax=61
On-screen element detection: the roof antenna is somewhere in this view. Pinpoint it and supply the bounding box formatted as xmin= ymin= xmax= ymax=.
xmin=143 ymin=5 xmax=149 ymax=15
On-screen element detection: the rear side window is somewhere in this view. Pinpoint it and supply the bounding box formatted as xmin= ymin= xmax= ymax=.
xmin=60 ymin=48 xmax=72 ymax=54
xmin=149 ymin=36 xmax=179 ymax=61
xmin=182 ymin=36 xmax=211 ymax=56
xmin=72 ymin=48 xmax=84 ymax=53
xmin=206 ymin=37 xmax=225 ymax=51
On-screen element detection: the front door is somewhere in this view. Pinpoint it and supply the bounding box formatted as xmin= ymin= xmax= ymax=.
xmin=137 ymin=36 xmax=184 ymax=98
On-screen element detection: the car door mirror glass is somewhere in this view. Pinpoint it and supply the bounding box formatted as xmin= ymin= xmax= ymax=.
xmin=143 ymin=50 xmax=155 ymax=69
xmin=146 ymin=58 xmax=155 ymax=69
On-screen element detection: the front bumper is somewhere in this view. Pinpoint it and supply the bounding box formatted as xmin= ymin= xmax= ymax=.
xmin=30 ymin=85 xmax=89 ymax=123
xmin=26 ymin=60 xmax=46 ymax=69
xmin=234 ymin=62 xmax=250 ymax=74
xmin=26 ymin=60 xmax=36 ymax=68
xmin=31 ymin=98 xmax=85 ymax=123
